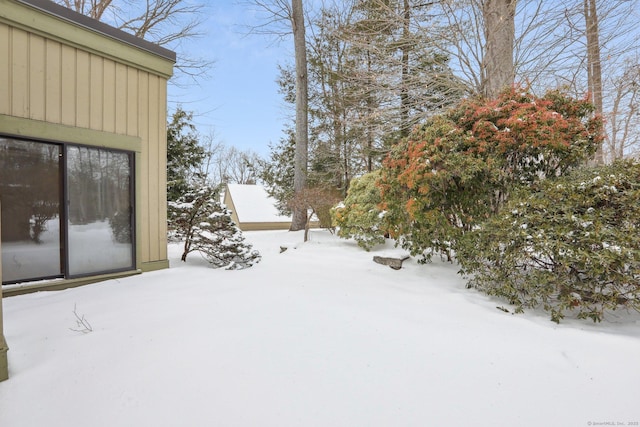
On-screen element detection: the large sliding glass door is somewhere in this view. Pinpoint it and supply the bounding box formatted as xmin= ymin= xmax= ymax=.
xmin=66 ymin=146 xmax=134 ymax=276
xmin=1 ymin=137 xmax=135 ymax=285
xmin=0 ymin=139 xmax=63 ymax=282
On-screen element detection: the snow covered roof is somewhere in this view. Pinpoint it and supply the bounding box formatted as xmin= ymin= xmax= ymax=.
xmin=225 ymin=184 xmax=291 ymax=224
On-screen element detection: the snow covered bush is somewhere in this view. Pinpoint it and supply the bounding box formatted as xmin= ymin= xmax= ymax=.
xmin=458 ymin=160 xmax=640 ymax=323
xmin=378 ymin=86 xmax=603 ymax=262
xmin=331 ymin=170 xmax=387 ymax=250
xmin=168 ymin=185 xmax=260 ymax=270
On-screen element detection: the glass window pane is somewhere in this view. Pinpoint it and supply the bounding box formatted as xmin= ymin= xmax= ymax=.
xmin=67 ymin=146 xmax=134 ymax=276
xmin=1 ymin=138 xmax=62 ymax=283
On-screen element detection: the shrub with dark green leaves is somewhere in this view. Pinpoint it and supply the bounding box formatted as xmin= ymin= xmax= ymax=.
xmin=458 ymin=160 xmax=640 ymax=323
xmin=378 ymin=87 xmax=603 ymax=262
xmin=331 ymin=170 xmax=386 ymax=250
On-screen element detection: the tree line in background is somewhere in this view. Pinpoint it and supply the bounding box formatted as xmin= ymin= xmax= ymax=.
xmin=165 ymin=108 xmax=261 ymax=269
xmin=56 ymin=0 xmax=640 ymax=180
xmin=249 ymin=0 xmax=639 ymax=230
xmin=67 ymin=0 xmax=639 ymax=319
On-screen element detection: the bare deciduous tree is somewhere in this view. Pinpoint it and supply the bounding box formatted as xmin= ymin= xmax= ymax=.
xmin=54 ymin=0 xmax=210 ymax=81
xmin=431 ymin=0 xmax=640 ymax=162
xmin=584 ymin=0 xmax=604 ymax=164
xmin=607 ymin=59 xmax=640 ymax=160
xmin=244 ymin=0 xmax=310 ymax=230
xmin=214 ymin=146 xmax=260 ymax=185
xmin=287 ymin=186 xmax=341 ymax=242
xmin=481 ymin=0 xmax=516 ymax=98
xmin=290 ymin=0 xmax=309 ymax=231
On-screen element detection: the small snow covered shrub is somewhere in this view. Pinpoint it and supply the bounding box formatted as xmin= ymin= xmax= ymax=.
xmin=458 ymin=160 xmax=640 ymax=323
xmin=168 ymin=185 xmax=260 ymax=270
xmin=331 ymin=170 xmax=387 ymax=250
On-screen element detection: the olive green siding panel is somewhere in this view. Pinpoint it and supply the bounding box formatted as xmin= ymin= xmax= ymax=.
xmin=89 ymin=54 xmax=103 ymax=130
xmin=141 ymin=259 xmax=170 ymax=273
xmin=157 ymin=81 xmax=168 ymax=262
xmin=11 ymin=28 xmax=28 ymax=117
xmin=28 ymin=33 xmax=46 ymax=121
xmin=75 ymin=50 xmax=90 ymax=128
xmin=134 ymin=150 xmax=143 ymax=270
xmin=137 ymin=71 xmax=150 ymax=264
xmin=103 ymin=58 xmax=116 ymax=133
xmin=126 ymin=68 xmax=138 ymax=135
xmin=148 ymin=75 xmax=161 ymax=261
xmin=45 ymin=38 xmax=61 ymax=123
xmin=115 ymin=62 xmax=127 ymax=135
xmin=0 ymin=24 xmax=9 ymax=115
xmin=61 ymin=44 xmax=76 ymax=126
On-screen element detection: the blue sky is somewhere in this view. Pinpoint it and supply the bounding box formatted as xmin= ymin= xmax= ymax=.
xmin=167 ymin=1 xmax=292 ymax=158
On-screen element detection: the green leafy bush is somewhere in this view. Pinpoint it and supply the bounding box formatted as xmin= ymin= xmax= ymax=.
xmin=458 ymin=160 xmax=640 ymax=323
xmin=379 ymin=116 xmax=485 ymax=260
xmin=331 ymin=170 xmax=386 ymax=250
xmin=378 ymin=87 xmax=603 ymax=262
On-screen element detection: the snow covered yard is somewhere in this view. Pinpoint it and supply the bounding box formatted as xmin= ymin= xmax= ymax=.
xmin=1 ymin=230 xmax=639 ymax=427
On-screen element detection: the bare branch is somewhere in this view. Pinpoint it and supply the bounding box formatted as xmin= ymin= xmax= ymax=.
xmin=69 ymin=304 xmax=93 ymax=334
xmin=53 ymin=0 xmax=212 ymax=84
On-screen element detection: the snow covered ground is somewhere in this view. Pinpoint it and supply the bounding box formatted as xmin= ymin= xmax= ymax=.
xmin=1 ymin=230 xmax=639 ymax=427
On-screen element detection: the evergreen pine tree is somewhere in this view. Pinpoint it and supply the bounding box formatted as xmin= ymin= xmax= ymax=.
xmin=168 ymin=185 xmax=260 ymax=270
xmin=256 ymin=129 xmax=296 ymax=216
xmin=167 ymin=108 xmax=207 ymax=202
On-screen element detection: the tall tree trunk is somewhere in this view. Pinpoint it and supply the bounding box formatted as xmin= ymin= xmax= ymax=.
xmin=365 ymin=50 xmax=374 ymax=172
xmin=585 ymin=0 xmax=605 ymax=164
xmin=482 ymin=0 xmax=516 ymax=99
xmin=399 ymin=0 xmax=411 ymax=137
xmin=290 ymin=0 xmax=309 ymax=231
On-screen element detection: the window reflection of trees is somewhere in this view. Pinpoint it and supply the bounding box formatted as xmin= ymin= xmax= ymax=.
xmin=0 ymin=139 xmax=60 ymax=244
xmin=1 ymin=140 xmax=135 ymax=283
xmin=67 ymin=146 xmax=132 ymax=243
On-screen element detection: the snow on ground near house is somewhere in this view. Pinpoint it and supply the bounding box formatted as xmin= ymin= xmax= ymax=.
xmin=226 ymin=184 xmax=291 ymax=223
xmin=1 ymin=230 xmax=639 ymax=427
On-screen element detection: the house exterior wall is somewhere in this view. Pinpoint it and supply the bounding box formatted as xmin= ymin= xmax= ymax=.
xmin=237 ymin=222 xmax=292 ymax=231
xmin=223 ymin=189 xmax=242 ymax=229
xmin=0 ymin=0 xmax=175 ymax=293
xmin=0 ymin=200 xmax=8 ymax=381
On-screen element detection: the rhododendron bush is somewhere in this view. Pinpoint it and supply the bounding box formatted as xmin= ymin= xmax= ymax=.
xmin=457 ymin=160 xmax=640 ymax=323
xmin=378 ymin=87 xmax=603 ymax=262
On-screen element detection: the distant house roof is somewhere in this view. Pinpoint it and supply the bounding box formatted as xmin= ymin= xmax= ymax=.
xmin=224 ymin=184 xmax=291 ymax=230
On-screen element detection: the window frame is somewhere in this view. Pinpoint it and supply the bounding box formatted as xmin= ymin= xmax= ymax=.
xmin=0 ymin=134 xmax=137 ymax=285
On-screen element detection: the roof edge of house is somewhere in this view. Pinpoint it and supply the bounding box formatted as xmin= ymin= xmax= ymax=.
xmin=16 ymin=0 xmax=176 ymax=62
